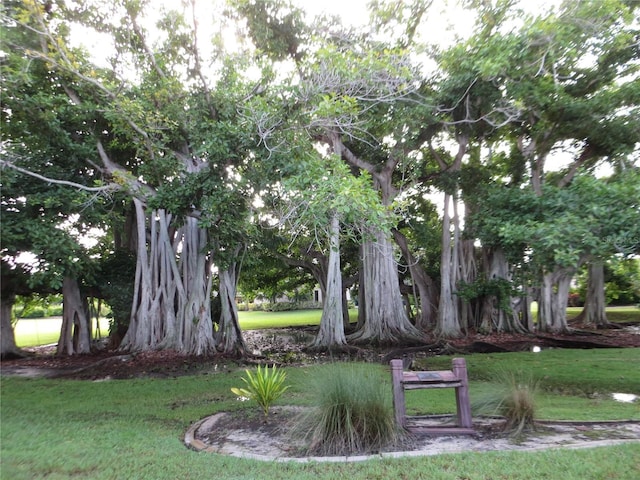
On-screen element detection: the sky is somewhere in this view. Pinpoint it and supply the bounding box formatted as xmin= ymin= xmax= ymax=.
xmin=71 ymin=0 xmax=562 ymax=71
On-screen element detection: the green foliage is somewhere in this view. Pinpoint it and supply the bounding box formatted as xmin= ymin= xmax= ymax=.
xmin=472 ymin=371 xmax=540 ymax=436
xmin=263 ymin=301 xmax=322 ymax=312
xmin=281 ymin=155 xmax=392 ymax=246
xmin=12 ymin=294 xmax=62 ymax=320
xmin=293 ymin=363 xmax=399 ymax=456
xmin=231 ymin=365 xmax=290 ymax=417
xmin=575 ymin=258 xmax=640 ymax=306
xmin=96 ymin=249 xmax=136 ymax=334
xmin=14 ymin=304 xmax=63 ymax=319
xmin=470 ymin=172 xmax=640 ymax=277
xmin=228 ymin=0 xmax=307 ymax=62
xmin=456 ymin=278 xmax=518 ymax=313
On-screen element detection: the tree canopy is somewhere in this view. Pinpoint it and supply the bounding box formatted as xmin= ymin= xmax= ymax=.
xmin=1 ymin=0 xmax=638 ymax=357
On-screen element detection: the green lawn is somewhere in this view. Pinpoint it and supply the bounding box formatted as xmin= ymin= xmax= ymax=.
xmin=238 ymin=308 xmax=326 ymax=329
xmin=1 ymin=348 xmax=639 ymax=479
xmin=14 ymin=317 xmax=111 ymax=347
xmin=567 ymin=305 xmax=640 ymax=323
xmin=12 ymin=309 xmax=346 ymax=347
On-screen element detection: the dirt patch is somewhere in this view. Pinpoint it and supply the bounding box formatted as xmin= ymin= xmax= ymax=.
xmin=1 ymin=324 xmax=639 ymax=380
xmin=185 ymin=407 xmax=640 ymax=461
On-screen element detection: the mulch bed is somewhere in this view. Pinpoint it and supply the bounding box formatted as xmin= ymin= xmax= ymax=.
xmin=1 ymin=325 xmax=638 ymax=380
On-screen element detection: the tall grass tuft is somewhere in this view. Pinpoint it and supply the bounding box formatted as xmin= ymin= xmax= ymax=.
xmin=292 ymin=363 xmax=400 ymax=456
xmin=472 ymin=370 xmax=539 ymax=436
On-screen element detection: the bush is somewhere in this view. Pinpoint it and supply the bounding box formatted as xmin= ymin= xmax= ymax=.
xmin=292 ymin=363 xmax=400 ymax=456
xmin=472 ymin=370 xmax=539 ymax=436
xmin=17 ymin=304 xmax=63 ymax=318
xmin=264 ymin=301 xmax=323 ymax=312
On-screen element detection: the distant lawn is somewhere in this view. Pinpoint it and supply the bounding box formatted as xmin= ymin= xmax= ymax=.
xmin=239 ymin=308 xmax=359 ymax=330
xmin=14 ymin=317 xmax=110 ymax=348
xmin=238 ymin=309 xmax=323 ymax=329
xmin=567 ymin=305 xmax=640 ymax=323
xmin=12 ymin=310 xmax=340 ymax=347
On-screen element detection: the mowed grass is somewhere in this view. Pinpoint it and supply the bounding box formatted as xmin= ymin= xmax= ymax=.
xmin=567 ymin=305 xmax=640 ymax=323
xmin=238 ymin=308 xmax=326 ymax=330
xmin=411 ymin=348 xmax=640 ymax=421
xmin=14 ymin=317 xmax=111 ymax=347
xmin=13 ymin=309 xmax=349 ymax=347
xmin=2 ymin=349 xmax=639 ymax=479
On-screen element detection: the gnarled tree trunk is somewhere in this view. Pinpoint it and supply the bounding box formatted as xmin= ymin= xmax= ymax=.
xmin=537 ymin=266 xmax=575 ymax=333
xmin=313 ymin=213 xmax=347 ymax=349
xmin=216 ymin=248 xmax=246 ymax=356
xmin=57 ymin=277 xmax=91 ymax=355
xmin=349 ymin=229 xmax=423 ymax=344
xmin=392 ymin=229 xmax=437 ymax=331
xmin=121 ymin=200 xmax=217 ymax=355
xmin=479 ymin=247 xmax=528 ymax=334
xmin=574 ymin=261 xmax=610 ymax=327
xmin=436 ymin=192 xmax=462 ymax=338
xmin=0 ymin=293 xmax=23 ymax=359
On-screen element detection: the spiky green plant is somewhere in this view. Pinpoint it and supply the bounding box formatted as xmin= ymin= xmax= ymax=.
xmin=472 ymin=370 xmax=540 ymax=435
xmin=292 ymin=363 xmax=400 ymax=456
xmin=231 ymin=365 xmax=290 ymax=418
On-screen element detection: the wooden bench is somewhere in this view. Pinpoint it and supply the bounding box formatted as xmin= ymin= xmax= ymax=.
xmin=390 ymin=358 xmax=474 ymax=435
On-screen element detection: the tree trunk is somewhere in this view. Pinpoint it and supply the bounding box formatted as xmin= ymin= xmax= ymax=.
xmin=349 ymin=228 xmax=424 ymax=344
xmin=313 ymin=213 xmax=347 ymax=348
xmin=537 ymin=267 xmax=574 ymax=333
xmin=120 ymin=200 xmax=217 ymax=355
xmin=479 ymin=247 xmax=528 ymax=334
xmin=392 ymin=229 xmax=437 ymax=331
xmin=575 ymin=261 xmax=610 ymax=327
xmin=455 ymin=207 xmax=476 ymax=332
xmin=356 ymin=244 xmax=366 ymax=329
xmin=436 ymin=193 xmax=462 ymax=338
xmin=176 ymin=217 xmax=217 ymax=355
xmin=0 ymin=294 xmax=23 ymax=359
xmin=216 ymin=251 xmax=247 ymax=356
xmin=57 ymin=277 xmax=91 ymax=355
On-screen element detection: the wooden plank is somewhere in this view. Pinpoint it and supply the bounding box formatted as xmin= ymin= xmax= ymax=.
xmin=405 ymin=425 xmax=475 ymax=436
xmin=402 ymin=371 xmax=459 ymax=383
xmin=404 ymin=382 xmax=462 ymax=389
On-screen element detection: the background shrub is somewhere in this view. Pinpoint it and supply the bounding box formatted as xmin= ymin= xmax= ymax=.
xmin=264 ymin=301 xmax=322 ymax=312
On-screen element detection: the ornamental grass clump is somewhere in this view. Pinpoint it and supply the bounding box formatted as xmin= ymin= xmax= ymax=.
xmin=231 ymin=364 xmax=290 ymax=418
xmin=293 ymin=363 xmax=400 ymax=456
xmin=472 ymin=370 xmax=540 ymax=436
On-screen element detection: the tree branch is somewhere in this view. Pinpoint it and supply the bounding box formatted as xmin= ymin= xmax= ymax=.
xmin=0 ymin=159 xmax=119 ymax=193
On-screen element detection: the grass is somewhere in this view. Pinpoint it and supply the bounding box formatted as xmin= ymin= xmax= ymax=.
xmin=2 ymin=349 xmax=639 ymax=479
xmin=471 ymin=370 xmax=540 ymax=435
xmin=14 ymin=317 xmax=111 ymax=347
xmin=414 ymin=347 xmax=640 ymax=409
xmin=238 ymin=309 xmax=324 ymax=329
xmin=12 ymin=310 xmax=337 ymax=348
xmin=292 ymin=363 xmax=398 ymax=455
xmin=567 ymin=305 xmax=640 ymax=323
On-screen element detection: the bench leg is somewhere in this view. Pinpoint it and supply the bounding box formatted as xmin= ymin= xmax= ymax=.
xmin=452 ymin=358 xmax=473 ymax=429
xmin=390 ymin=359 xmax=406 ymax=428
